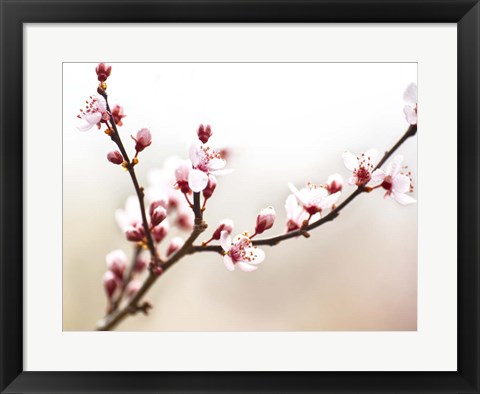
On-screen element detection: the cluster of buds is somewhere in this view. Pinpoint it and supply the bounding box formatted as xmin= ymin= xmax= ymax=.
xmin=95 ymin=63 xmax=112 ymax=82
xmin=102 ymin=250 xmax=127 ymax=309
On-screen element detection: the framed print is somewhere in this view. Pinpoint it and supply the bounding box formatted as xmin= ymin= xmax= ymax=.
xmin=1 ymin=0 xmax=479 ymax=393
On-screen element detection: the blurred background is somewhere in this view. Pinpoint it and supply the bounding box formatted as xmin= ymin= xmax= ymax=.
xmin=63 ymin=63 xmax=417 ymax=331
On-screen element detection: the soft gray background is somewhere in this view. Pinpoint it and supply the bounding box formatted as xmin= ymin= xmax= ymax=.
xmin=63 ymin=63 xmax=417 ymax=331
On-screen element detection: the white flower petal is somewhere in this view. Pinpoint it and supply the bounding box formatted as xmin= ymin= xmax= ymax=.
xmin=342 ymin=151 xmax=359 ymax=171
xmin=392 ymin=174 xmax=411 ymax=194
xmin=288 ymin=183 xmax=306 ymax=205
xmin=370 ymin=169 xmax=386 ymax=184
xmin=208 ymin=157 xmax=226 ymax=170
xmin=189 ymin=141 xmax=202 ymax=167
xmin=220 ymin=231 xmax=231 ymax=252
xmin=364 ymin=149 xmax=379 ymax=165
xmin=403 ymin=83 xmax=418 ymax=105
xmin=95 ymin=94 xmax=107 ymax=113
xmin=348 ymin=176 xmax=358 ymax=185
xmin=404 ymin=105 xmax=418 ymax=125
xmin=392 ymin=191 xmax=416 ymax=205
xmin=223 ymin=255 xmax=235 ymax=271
xmin=386 ymin=155 xmax=404 ymax=177
xmin=237 ymin=262 xmax=258 ymax=272
xmin=76 ymin=121 xmax=95 ymax=132
xmin=188 ymin=168 xmax=209 ymax=192
xmin=210 ymin=168 xmax=233 ymax=176
xmin=321 ymin=191 xmax=341 ymax=209
xmin=246 ymin=247 xmax=265 ymax=264
xmin=285 ymin=194 xmax=298 ymax=218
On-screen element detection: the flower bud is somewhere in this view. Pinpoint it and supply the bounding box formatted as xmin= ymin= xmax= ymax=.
xmin=134 ymin=253 xmax=148 ymax=273
xmin=197 ymin=124 xmax=212 ymax=144
xmin=326 ymin=173 xmax=343 ymax=194
xmin=105 ymin=249 xmax=127 ymax=280
xmin=125 ymin=223 xmax=145 ymax=242
xmin=111 ymin=104 xmax=126 ymax=126
xmin=96 ymin=63 xmax=112 ymax=82
xmin=132 ymin=128 xmax=152 ymax=153
xmin=255 ymin=206 xmax=276 ymax=235
xmin=176 ymin=210 xmax=194 ymax=232
xmin=103 ymin=271 xmax=118 ymax=300
xmin=149 ymin=199 xmax=168 ymax=217
xmin=166 ymin=237 xmax=184 ymax=257
xmin=152 ymin=221 xmax=169 ymax=243
xmin=202 ymin=176 xmax=217 ymax=200
xmin=107 ymin=150 xmax=124 ymax=165
xmin=211 ymin=219 xmax=234 ymax=240
xmin=174 ymin=161 xmax=191 ymax=194
xmin=125 ymin=280 xmax=142 ymax=300
xmin=150 ymin=206 xmax=167 ymax=227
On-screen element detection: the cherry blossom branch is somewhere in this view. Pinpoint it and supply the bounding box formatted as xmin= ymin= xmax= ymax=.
xmin=96 ymin=192 xmax=207 ymax=331
xmin=111 ymin=245 xmax=141 ymax=312
xmin=98 ymin=89 xmax=161 ymax=266
xmin=189 ymin=123 xmax=417 ymax=253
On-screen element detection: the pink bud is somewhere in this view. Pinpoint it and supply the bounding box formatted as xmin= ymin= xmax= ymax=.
xmin=174 ymin=162 xmax=191 ymax=194
xmin=212 ymin=219 xmax=234 ymax=240
xmin=166 ymin=237 xmax=184 ymax=257
xmin=202 ymin=176 xmax=217 ymax=200
xmin=125 ymin=280 xmax=142 ymax=300
xmin=107 ymin=150 xmax=124 ymax=165
xmin=255 ymin=206 xmax=276 ymax=235
xmin=326 ymin=173 xmax=343 ymax=194
xmin=132 ymin=128 xmax=152 ymax=153
xmin=152 ymin=221 xmax=169 ymax=243
xmin=125 ymin=223 xmax=145 ymax=242
xmin=197 ymin=124 xmax=213 ymax=144
xmin=149 ymin=199 xmax=168 ymax=217
xmin=96 ymin=63 xmax=112 ymax=82
xmin=150 ymin=206 xmax=167 ymax=227
xmin=103 ymin=271 xmax=118 ymax=300
xmin=176 ymin=210 xmax=194 ymax=232
xmin=105 ymin=249 xmax=127 ymax=280
xmin=134 ymin=254 xmax=148 ymax=273
xmin=111 ymin=104 xmax=126 ymax=126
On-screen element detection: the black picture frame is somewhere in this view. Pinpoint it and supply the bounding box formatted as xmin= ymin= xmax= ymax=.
xmin=1 ymin=0 xmax=478 ymax=393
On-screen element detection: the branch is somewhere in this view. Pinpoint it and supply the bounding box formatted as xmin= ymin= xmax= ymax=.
xmin=96 ymin=192 xmax=207 ymax=331
xmin=98 ymin=89 xmax=161 ymax=265
xmin=191 ymin=124 xmax=417 ymax=252
xmin=96 ymin=124 xmax=417 ymax=330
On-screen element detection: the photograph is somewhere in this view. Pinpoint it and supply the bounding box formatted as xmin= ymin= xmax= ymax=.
xmin=63 ymin=62 xmax=417 ymax=332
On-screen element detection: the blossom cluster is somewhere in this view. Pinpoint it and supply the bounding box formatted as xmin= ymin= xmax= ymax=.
xmin=77 ymin=64 xmax=417 ymax=311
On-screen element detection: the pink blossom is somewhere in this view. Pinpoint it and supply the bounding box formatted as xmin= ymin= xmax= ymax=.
xmin=107 ymin=150 xmax=124 ymax=165
xmin=150 ymin=206 xmax=167 ymax=227
xmin=115 ymin=196 xmax=141 ymax=231
xmin=371 ymin=155 xmax=416 ymax=205
xmin=149 ymin=199 xmax=168 ymax=217
xmin=152 ymin=220 xmax=169 ymax=243
xmin=134 ymin=253 xmax=149 ymax=273
xmin=125 ymin=223 xmax=145 ymax=242
xmin=188 ymin=141 xmax=232 ymax=192
xmin=103 ymin=271 xmax=118 ymax=300
xmin=254 ymin=206 xmax=276 ymax=235
xmin=325 ymin=173 xmax=343 ymax=194
xmin=403 ymin=83 xmax=418 ymax=125
xmin=174 ymin=160 xmax=192 ymax=194
xmin=202 ymin=176 xmax=217 ymax=200
xmin=132 ymin=128 xmax=152 ymax=153
xmin=125 ymin=280 xmax=142 ymax=300
xmin=197 ymin=124 xmax=213 ymax=144
xmin=284 ymin=194 xmax=309 ymax=232
xmin=95 ymin=63 xmax=112 ymax=82
xmin=111 ymin=104 xmax=126 ymax=126
xmin=220 ymin=231 xmax=265 ymax=272
xmin=166 ymin=237 xmax=184 ymax=257
xmin=105 ymin=249 xmax=127 ymax=280
xmin=342 ymin=149 xmax=383 ymax=186
xmin=211 ymin=219 xmax=234 ymax=241
xmin=288 ymin=182 xmax=341 ymax=216
xmin=76 ymin=94 xmax=109 ymax=131
xmin=176 ymin=207 xmax=194 ymax=232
